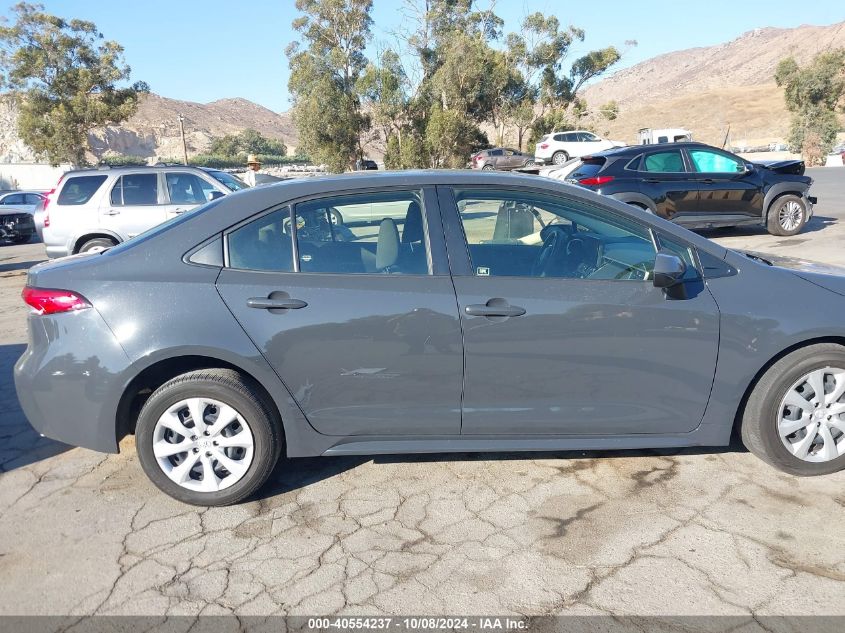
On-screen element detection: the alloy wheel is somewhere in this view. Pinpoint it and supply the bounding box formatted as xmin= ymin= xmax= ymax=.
xmin=778 ymin=200 xmax=804 ymax=232
xmin=152 ymin=397 xmax=255 ymax=491
xmin=777 ymin=367 xmax=845 ymax=462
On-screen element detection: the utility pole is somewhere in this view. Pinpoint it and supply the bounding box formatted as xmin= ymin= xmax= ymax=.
xmin=178 ymin=114 xmax=189 ymax=165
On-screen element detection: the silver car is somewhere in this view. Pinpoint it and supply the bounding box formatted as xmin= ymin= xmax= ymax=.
xmin=40 ymin=165 xmax=247 ymax=258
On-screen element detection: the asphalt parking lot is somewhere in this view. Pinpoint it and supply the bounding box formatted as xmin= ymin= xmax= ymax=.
xmin=1 ymin=169 xmax=845 ymax=618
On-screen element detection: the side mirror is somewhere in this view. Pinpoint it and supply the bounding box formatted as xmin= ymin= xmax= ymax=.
xmin=653 ymin=252 xmax=686 ymax=289
xmin=207 ymin=190 xmax=225 ymax=201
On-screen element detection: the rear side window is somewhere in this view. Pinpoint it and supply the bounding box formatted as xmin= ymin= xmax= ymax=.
xmin=642 ymin=151 xmax=685 ymax=173
xmin=24 ymin=193 xmax=44 ymax=204
xmin=227 ymin=207 xmax=294 ymax=272
xmin=57 ymin=175 xmax=108 ymax=205
xmin=2 ymin=193 xmax=24 ymax=204
xmin=110 ymin=173 xmax=160 ymax=205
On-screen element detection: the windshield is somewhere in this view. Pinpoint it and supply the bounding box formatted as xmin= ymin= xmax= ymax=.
xmin=208 ymin=170 xmax=249 ymax=191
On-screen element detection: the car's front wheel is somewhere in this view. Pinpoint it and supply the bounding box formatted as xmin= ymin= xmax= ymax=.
xmin=766 ymin=195 xmax=807 ymax=236
xmin=741 ymin=343 xmax=845 ymax=476
xmin=135 ymin=369 xmax=283 ymax=506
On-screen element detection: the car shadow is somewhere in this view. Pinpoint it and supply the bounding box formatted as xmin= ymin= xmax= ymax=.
xmin=252 ymin=437 xmax=747 ymax=502
xmin=697 ymin=214 xmax=835 ymax=239
xmin=0 ymin=343 xmax=71 ymax=472
xmin=0 ymin=259 xmax=43 ymax=273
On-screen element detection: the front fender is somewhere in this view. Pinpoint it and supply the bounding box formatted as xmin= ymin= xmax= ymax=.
xmin=763 ymin=181 xmax=810 ymax=219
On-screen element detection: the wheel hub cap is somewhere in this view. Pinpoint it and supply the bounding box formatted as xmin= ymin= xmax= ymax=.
xmin=152 ymin=397 xmax=255 ymax=492
xmin=777 ymin=367 xmax=845 ymax=463
xmin=779 ymin=201 xmax=803 ymax=231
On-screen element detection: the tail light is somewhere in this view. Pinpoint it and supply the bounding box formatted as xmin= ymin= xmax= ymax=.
xmin=42 ymin=175 xmax=63 ymax=228
xmin=578 ymin=175 xmax=615 ymax=186
xmin=540 ymin=143 xmax=549 ymax=150
xmin=22 ymin=286 xmax=91 ymax=315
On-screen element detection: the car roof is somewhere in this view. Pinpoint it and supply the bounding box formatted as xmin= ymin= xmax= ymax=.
xmin=596 ymin=141 xmax=714 ymax=156
xmin=61 ymin=164 xmax=219 ymax=176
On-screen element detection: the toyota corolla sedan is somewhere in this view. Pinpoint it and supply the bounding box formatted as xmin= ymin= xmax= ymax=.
xmin=14 ymin=171 xmax=845 ymax=505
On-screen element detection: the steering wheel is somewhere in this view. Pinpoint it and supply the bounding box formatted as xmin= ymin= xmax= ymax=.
xmin=531 ymin=224 xmax=573 ymax=277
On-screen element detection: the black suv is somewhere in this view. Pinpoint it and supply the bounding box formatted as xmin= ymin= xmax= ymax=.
xmin=567 ymin=142 xmax=816 ymax=236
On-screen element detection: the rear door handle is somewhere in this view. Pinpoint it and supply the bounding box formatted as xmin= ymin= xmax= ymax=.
xmin=465 ymin=299 xmax=526 ymax=318
xmin=643 ymin=178 xmax=660 ymax=184
xmin=105 ymin=210 xmax=121 ymax=216
xmin=247 ymin=297 xmax=308 ymax=310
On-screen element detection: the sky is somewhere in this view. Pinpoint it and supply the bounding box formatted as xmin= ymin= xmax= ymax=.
xmin=14 ymin=0 xmax=845 ymax=113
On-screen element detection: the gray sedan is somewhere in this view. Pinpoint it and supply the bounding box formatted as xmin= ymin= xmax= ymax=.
xmin=14 ymin=171 xmax=845 ymax=505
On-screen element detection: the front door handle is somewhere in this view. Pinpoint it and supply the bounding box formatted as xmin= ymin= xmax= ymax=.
xmin=247 ymin=295 xmax=308 ymax=311
xmin=465 ymin=299 xmax=526 ymax=318
xmin=105 ymin=209 xmax=121 ymax=216
xmin=699 ymin=178 xmax=714 ymax=184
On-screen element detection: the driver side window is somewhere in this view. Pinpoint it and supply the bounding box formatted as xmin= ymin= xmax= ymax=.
xmin=453 ymin=189 xmax=657 ymax=281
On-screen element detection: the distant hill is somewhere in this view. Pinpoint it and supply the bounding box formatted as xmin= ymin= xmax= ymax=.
xmin=87 ymin=93 xmax=299 ymax=160
xmin=581 ymin=21 xmax=845 ymax=146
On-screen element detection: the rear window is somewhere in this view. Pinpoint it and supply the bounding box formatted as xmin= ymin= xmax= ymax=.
xmin=569 ymin=161 xmax=604 ymax=180
xmin=57 ymin=175 xmax=108 ymax=205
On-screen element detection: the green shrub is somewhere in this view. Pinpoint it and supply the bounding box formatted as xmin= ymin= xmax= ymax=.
xmin=99 ymin=154 xmax=148 ymax=166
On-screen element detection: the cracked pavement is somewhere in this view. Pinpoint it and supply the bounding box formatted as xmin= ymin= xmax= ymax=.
xmin=2 ymin=169 xmax=845 ymax=617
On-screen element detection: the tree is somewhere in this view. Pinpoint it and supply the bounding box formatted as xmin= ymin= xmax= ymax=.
xmin=287 ymin=0 xmax=372 ymax=172
xmin=775 ymin=49 xmax=845 ymax=165
xmin=0 ymin=2 xmax=148 ymax=165
xmin=209 ymin=128 xmax=287 ymax=157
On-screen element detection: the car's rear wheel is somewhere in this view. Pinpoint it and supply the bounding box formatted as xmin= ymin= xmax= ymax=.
xmin=552 ymin=151 xmax=569 ymax=165
xmin=766 ymin=195 xmax=807 ymax=236
xmin=741 ymin=343 xmax=845 ymax=476
xmin=78 ymin=237 xmax=117 ymax=254
xmin=524 ymin=160 xmax=537 ymax=168
xmin=482 ymin=164 xmax=495 ymax=171
xmin=135 ymin=369 xmax=283 ymax=506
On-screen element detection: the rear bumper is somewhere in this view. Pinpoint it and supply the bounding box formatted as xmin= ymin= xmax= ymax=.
xmin=14 ymin=308 xmax=132 ymax=453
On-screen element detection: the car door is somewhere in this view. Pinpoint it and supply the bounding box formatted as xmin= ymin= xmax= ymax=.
xmin=488 ymin=149 xmax=504 ymax=168
xmin=686 ymin=148 xmax=763 ymax=218
xmin=102 ymin=172 xmax=167 ymax=238
xmin=216 ymin=186 xmax=464 ymax=437
xmin=164 ymin=172 xmax=222 ymax=218
xmin=439 ymin=185 xmax=720 ymax=436
xmin=636 ymin=149 xmax=699 ymax=219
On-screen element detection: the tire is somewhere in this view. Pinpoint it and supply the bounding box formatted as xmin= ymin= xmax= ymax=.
xmin=135 ymin=369 xmax=283 ymax=506
xmin=524 ymin=160 xmax=537 ymax=168
xmin=552 ymin=151 xmax=569 ymax=165
xmin=11 ymin=234 xmax=32 ymax=244
xmin=482 ymin=164 xmax=495 ymax=171
xmin=78 ymin=237 xmax=117 ymax=253
xmin=766 ymin=194 xmax=807 ymax=236
xmin=740 ymin=343 xmax=845 ymax=476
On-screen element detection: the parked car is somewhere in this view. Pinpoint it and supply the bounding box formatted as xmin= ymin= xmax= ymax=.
xmin=566 ymin=142 xmax=816 ymax=236
xmin=15 ymin=171 xmax=845 ymax=505
xmin=471 ymin=147 xmax=536 ymax=171
xmin=638 ymin=128 xmax=693 ymax=145
xmin=0 ymin=190 xmax=46 ymax=213
xmin=535 ymin=131 xmax=623 ymax=165
xmin=0 ymin=190 xmax=45 ymax=244
xmin=40 ymin=165 xmax=246 ymax=258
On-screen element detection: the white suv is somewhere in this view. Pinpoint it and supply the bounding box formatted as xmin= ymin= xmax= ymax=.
xmin=40 ymin=165 xmax=247 ymax=258
xmin=534 ymin=131 xmax=623 ymax=165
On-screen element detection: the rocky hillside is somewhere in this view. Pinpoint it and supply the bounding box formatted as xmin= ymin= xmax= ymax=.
xmin=88 ymin=93 xmax=298 ymax=160
xmin=0 ymin=93 xmax=298 ymax=163
xmin=581 ymin=22 xmax=845 ymax=146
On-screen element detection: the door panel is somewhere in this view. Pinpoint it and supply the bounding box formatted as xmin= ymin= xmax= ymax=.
xmin=688 ymin=149 xmax=763 ymax=217
xmin=217 ymin=186 xmax=463 ymax=437
xmin=101 ymin=172 xmax=166 ymax=238
xmin=636 ymin=150 xmax=698 ymax=219
xmin=217 ymin=272 xmax=463 ymax=436
xmin=441 ymin=185 xmax=720 ymax=436
xmin=454 ymin=276 xmax=719 ymax=434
